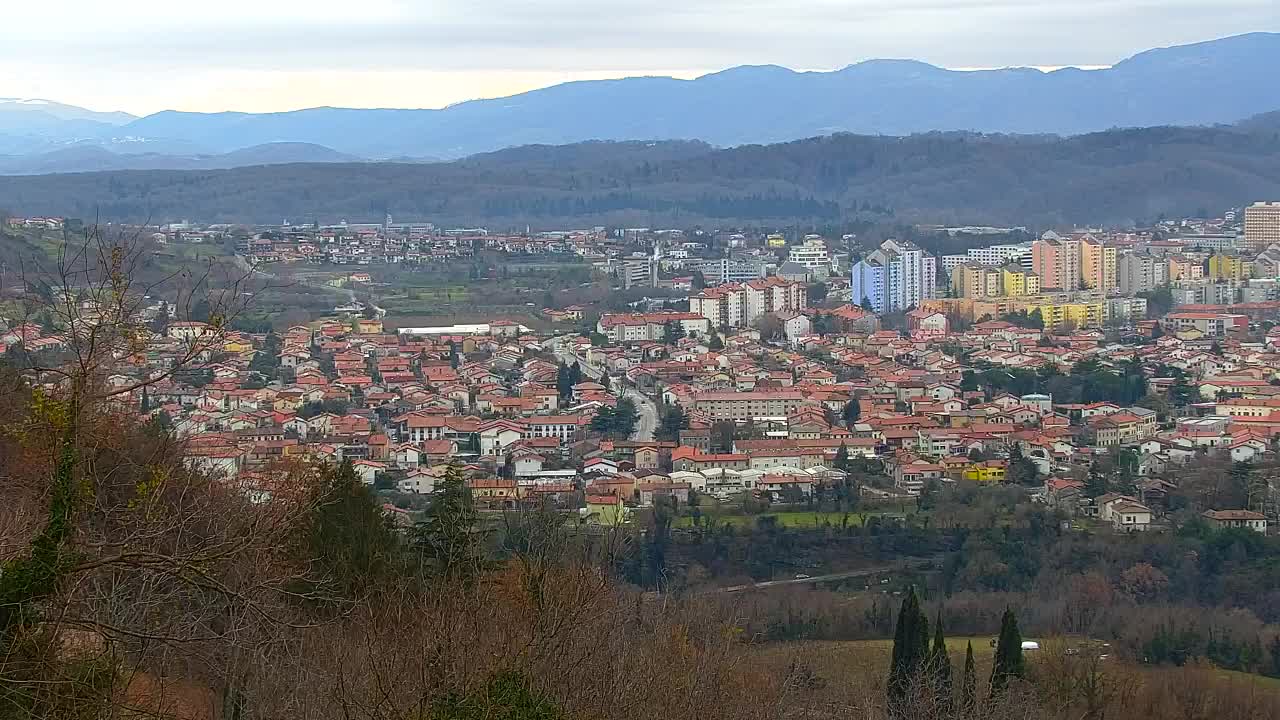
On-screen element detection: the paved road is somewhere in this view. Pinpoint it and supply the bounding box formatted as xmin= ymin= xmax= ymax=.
xmin=548 ymin=338 xmax=658 ymax=441
xmin=623 ymin=386 xmax=658 ymax=442
xmin=713 ymin=557 xmax=944 ymax=594
xmin=717 ymin=566 xmax=896 ymax=593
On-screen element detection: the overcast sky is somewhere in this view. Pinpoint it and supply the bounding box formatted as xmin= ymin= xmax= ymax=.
xmin=1 ymin=0 xmax=1276 ymax=116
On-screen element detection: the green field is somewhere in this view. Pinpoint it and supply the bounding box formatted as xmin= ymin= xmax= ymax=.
xmin=676 ymin=510 xmax=913 ymax=529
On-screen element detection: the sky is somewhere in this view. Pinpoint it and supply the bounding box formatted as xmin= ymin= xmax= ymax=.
xmin=1 ymin=0 xmax=1276 ymax=116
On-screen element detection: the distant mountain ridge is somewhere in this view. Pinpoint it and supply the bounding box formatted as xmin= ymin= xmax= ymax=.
xmin=2 ymin=121 xmax=1278 ymax=229
xmin=1 ymin=32 xmax=1279 ymax=165
xmin=0 ymin=142 xmax=360 ymax=175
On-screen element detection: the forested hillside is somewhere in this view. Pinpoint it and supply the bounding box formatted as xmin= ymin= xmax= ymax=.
xmin=1 ymin=125 xmax=1279 ymax=228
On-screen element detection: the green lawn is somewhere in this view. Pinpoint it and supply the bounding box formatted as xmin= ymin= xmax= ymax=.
xmin=675 ymin=510 xmax=912 ymax=529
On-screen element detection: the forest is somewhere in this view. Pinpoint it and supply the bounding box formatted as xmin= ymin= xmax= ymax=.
xmin=2 ymin=123 xmax=1280 ymax=228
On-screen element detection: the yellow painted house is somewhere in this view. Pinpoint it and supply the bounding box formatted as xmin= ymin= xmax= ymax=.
xmin=963 ymin=460 xmax=1007 ymax=483
xmin=223 ymin=338 xmax=254 ymax=354
xmin=356 ymin=318 xmax=384 ymax=334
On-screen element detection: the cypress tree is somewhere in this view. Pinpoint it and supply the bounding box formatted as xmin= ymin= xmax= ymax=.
xmin=928 ymin=612 xmax=952 ymax=710
xmin=990 ymin=608 xmax=1025 ymax=697
xmin=887 ymin=586 xmax=929 ymax=711
xmin=961 ymin=641 xmax=977 ymax=718
xmin=834 ymin=442 xmax=850 ymax=472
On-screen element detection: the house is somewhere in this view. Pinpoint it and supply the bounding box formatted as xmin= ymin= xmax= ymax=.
xmin=583 ymin=494 xmax=630 ymax=526
xmin=1110 ymin=501 xmax=1152 ymax=532
xmin=1203 ymin=509 xmax=1267 ymax=533
xmin=398 ymin=469 xmax=439 ymax=494
xmin=351 ymin=460 xmax=386 ymax=485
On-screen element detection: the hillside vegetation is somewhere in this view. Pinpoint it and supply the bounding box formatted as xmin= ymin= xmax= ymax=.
xmin=1 ymin=124 xmax=1279 ymax=228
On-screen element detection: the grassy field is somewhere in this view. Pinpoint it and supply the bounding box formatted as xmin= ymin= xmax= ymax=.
xmin=675 ymin=510 xmax=914 ymax=529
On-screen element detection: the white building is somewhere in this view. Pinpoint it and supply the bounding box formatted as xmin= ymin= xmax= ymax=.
xmin=786 ymin=237 xmax=831 ymax=272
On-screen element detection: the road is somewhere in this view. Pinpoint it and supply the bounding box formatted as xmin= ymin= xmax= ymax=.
xmin=713 ymin=557 xmax=944 ymax=594
xmin=547 ymin=337 xmax=658 ymax=441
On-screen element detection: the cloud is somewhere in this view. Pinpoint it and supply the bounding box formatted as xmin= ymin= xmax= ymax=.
xmin=0 ymin=0 xmax=1275 ymax=113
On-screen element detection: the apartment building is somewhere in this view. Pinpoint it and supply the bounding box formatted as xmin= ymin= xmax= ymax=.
xmin=1163 ymin=311 xmax=1247 ymax=337
xmin=1118 ymin=252 xmax=1168 ymax=295
xmin=596 ymin=311 xmax=712 ymax=342
xmin=1031 ymin=235 xmax=1082 ymax=290
xmin=692 ymin=390 xmax=807 ymax=421
xmin=686 ymin=257 xmax=768 ymax=285
xmin=688 ymin=277 xmax=806 ymax=330
xmin=621 ymin=255 xmax=655 ymax=289
xmin=851 ymin=258 xmax=888 ymax=312
xmin=1171 ymin=280 xmax=1240 ymax=306
xmin=1244 ymin=202 xmax=1280 ymax=253
xmin=1080 ymin=238 xmax=1118 ymax=293
xmin=1167 ymin=254 xmax=1203 ymax=282
xmin=1208 ymin=252 xmax=1249 ymax=281
xmin=951 ymin=263 xmax=1001 ymax=298
xmin=1023 ymin=300 xmax=1104 ymax=332
xmin=786 ymin=237 xmax=831 ymax=272
xmin=1001 ymin=266 xmax=1041 ymax=296
xmin=853 ymin=239 xmax=936 ymax=312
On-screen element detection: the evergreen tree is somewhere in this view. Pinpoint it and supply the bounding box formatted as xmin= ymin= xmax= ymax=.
xmin=708 ymin=333 xmax=724 ymax=351
xmin=887 ymin=586 xmax=929 ymax=711
xmin=140 ymin=386 xmax=150 ymax=412
xmin=833 ymin=442 xmax=850 ymax=472
xmin=304 ymin=458 xmax=401 ymax=599
xmin=413 ymin=460 xmax=481 ymax=581
xmin=961 ymin=641 xmax=977 ymax=717
xmin=989 ymin=608 xmax=1025 ymax=697
xmin=928 ymin=612 xmax=952 ymax=710
xmin=657 ymin=403 xmax=687 ymax=442
xmin=842 ymin=399 xmax=861 ymax=427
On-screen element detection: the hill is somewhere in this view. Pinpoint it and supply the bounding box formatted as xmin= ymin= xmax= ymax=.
xmin=3 ymin=33 xmax=1280 ymax=164
xmin=1 ymin=124 xmax=1278 ymax=228
xmin=0 ymin=142 xmax=360 ymax=175
xmin=110 ymin=32 xmax=1280 ymax=159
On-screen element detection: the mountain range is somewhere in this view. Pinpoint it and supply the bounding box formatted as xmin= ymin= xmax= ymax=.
xmin=3 ymin=117 xmax=1278 ymax=228
xmin=1 ymin=32 xmax=1278 ymax=170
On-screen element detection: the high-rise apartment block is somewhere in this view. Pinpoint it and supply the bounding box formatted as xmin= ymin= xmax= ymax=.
xmin=1118 ymin=252 xmax=1168 ymax=295
xmin=1244 ymin=202 xmax=1280 ymax=253
xmin=1032 ymin=233 xmax=1118 ymax=293
xmin=851 ymin=239 xmax=937 ymax=313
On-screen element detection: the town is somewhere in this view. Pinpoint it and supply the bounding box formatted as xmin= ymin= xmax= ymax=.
xmin=5 ymin=202 xmax=1280 ymax=537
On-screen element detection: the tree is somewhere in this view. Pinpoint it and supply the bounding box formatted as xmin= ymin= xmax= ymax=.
xmin=754 ymin=313 xmax=782 ymax=340
xmin=662 ymin=320 xmax=684 ymax=344
xmin=962 ymin=642 xmax=977 ymax=717
xmin=710 ymin=420 xmax=737 ymax=453
xmin=303 ymin=458 xmax=402 ymax=599
xmin=842 ymin=399 xmax=861 ymax=428
xmin=657 ymin=403 xmax=687 ymax=442
xmin=806 ymin=281 xmax=828 ymax=303
xmin=431 ymin=671 xmax=565 ymax=720
xmin=690 ymin=270 xmax=706 ymax=291
xmin=1007 ymin=443 xmax=1039 ymax=486
xmin=990 ymin=608 xmax=1025 ymax=697
xmin=413 ymin=460 xmax=481 ymax=580
xmin=887 ymin=586 xmax=930 ymax=711
xmin=833 ymin=442 xmax=850 ymax=473
xmin=708 ymin=333 xmax=724 ymax=351
xmin=861 ymin=296 xmax=876 ymax=313
xmin=927 ymin=613 xmax=953 ymax=711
